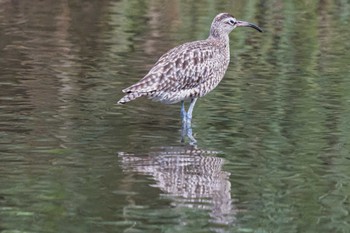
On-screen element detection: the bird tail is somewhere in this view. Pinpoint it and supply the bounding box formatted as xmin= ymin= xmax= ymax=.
xmin=117 ymin=92 xmax=144 ymax=104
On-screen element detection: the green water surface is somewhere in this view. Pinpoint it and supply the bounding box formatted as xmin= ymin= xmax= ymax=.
xmin=1 ymin=0 xmax=350 ymax=232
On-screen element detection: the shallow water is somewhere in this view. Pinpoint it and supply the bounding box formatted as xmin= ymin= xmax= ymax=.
xmin=1 ymin=0 xmax=350 ymax=232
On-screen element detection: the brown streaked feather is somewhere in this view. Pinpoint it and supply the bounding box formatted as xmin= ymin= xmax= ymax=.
xmin=121 ymin=39 xmax=229 ymax=104
xmin=117 ymin=12 xmax=247 ymax=104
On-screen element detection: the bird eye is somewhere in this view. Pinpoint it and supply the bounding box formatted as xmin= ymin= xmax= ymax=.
xmin=229 ymin=19 xmax=236 ymax=25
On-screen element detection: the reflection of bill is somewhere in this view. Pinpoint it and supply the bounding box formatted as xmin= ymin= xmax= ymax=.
xmin=118 ymin=146 xmax=235 ymax=225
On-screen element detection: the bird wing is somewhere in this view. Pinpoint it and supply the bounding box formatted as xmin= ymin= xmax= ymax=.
xmin=122 ymin=40 xmax=224 ymax=94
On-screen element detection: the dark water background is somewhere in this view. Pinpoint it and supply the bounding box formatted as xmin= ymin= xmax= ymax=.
xmin=1 ymin=0 xmax=350 ymax=232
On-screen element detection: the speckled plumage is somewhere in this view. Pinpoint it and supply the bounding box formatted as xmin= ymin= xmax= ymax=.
xmin=119 ymin=13 xmax=241 ymax=104
xmin=120 ymin=39 xmax=229 ymax=104
xmin=118 ymin=13 xmax=262 ymax=137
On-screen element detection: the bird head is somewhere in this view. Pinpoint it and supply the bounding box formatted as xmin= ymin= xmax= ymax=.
xmin=210 ymin=13 xmax=262 ymax=38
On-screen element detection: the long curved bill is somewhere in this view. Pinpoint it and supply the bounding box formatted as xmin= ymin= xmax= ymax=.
xmin=236 ymin=20 xmax=263 ymax=32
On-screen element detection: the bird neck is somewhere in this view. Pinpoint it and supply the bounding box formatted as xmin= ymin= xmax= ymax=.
xmin=208 ymin=33 xmax=230 ymax=50
xmin=208 ymin=28 xmax=230 ymax=44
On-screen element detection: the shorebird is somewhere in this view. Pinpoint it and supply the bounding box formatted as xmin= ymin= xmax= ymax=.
xmin=118 ymin=13 xmax=262 ymax=143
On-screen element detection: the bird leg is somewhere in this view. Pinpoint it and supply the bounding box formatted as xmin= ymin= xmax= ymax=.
xmin=180 ymin=101 xmax=187 ymax=143
xmin=186 ymin=98 xmax=197 ymax=126
xmin=180 ymin=101 xmax=187 ymax=125
xmin=186 ymin=124 xmax=197 ymax=144
xmin=186 ymin=98 xmax=198 ymax=144
xmin=180 ymin=98 xmax=198 ymax=144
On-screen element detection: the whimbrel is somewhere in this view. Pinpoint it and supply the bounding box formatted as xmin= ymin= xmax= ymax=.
xmin=118 ymin=13 xmax=262 ymax=143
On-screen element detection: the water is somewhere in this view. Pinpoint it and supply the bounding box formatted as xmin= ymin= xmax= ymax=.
xmin=1 ymin=0 xmax=350 ymax=232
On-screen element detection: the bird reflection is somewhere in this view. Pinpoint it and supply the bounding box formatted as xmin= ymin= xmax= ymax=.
xmin=118 ymin=145 xmax=235 ymax=226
